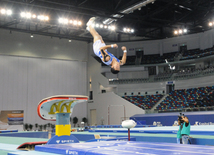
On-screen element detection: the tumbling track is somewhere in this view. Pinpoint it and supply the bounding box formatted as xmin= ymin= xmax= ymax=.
xmin=1 ymin=130 xmax=214 ymax=155
xmin=5 ymin=141 xmax=214 ymax=155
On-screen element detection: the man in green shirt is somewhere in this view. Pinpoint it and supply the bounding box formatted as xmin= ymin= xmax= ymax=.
xmin=181 ymin=116 xmax=190 ymax=144
xmin=177 ymin=120 xmax=182 ymax=144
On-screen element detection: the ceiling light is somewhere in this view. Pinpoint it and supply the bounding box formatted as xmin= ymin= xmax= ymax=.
xmin=58 ymin=18 xmax=63 ymax=23
xmin=100 ymin=24 xmax=103 ymax=28
xmin=209 ymin=22 xmax=213 ymax=26
xmin=123 ymin=28 xmax=127 ymax=32
xmin=174 ymin=30 xmax=178 ymax=35
xmin=20 ymin=12 xmax=26 ymax=17
xmin=96 ymin=23 xmax=99 ymax=28
xmin=45 ymin=16 xmax=49 ymax=21
xmin=111 ymin=25 xmax=116 ymax=31
xmin=38 ymin=15 xmax=45 ymax=20
xmin=6 ymin=10 xmax=12 ymax=15
xmin=32 ymin=14 xmax=37 ymax=18
xmin=183 ymin=29 xmax=187 ymax=33
xmin=78 ymin=21 xmax=82 ymax=26
xmin=58 ymin=18 xmax=68 ymax=24
xmin=131 ymin=29 xmax=134 ymax=33
xmin=1 ymin=9 xmax=6 ymax=14
xmin=26 ymin=13 xmax=31 ymax=18
xmin=63 ymin=19 xmax=68 ymax=24
xmin=73 ymin=20 xmax=77 ymax=25
xmin=179 ymin=29 xmax=182 ymax=34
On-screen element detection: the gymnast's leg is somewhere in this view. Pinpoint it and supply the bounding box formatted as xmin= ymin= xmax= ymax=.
xmin=86 ymin=17 xmax=105 ymax=43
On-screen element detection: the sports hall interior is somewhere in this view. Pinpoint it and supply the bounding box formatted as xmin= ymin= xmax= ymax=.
xmin=0 ymin=0 xmax=214 ymax=155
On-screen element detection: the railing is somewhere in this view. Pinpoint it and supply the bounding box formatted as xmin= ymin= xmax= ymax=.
xmin=109 ymin=78 xmax=150 ymax=84
xmin=109 ymin=68 xmax=214 ymax=85
xmin=151 ymin=106 xmax=214 ymax=114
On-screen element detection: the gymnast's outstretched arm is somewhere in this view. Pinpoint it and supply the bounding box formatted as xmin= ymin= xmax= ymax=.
xmin=120 ymin=46 xmax=127 ymax=65
xmin=99 ymin=44 xmax=118 ymax=61
xmin=99 ymin=44 xmax=118 ymax=52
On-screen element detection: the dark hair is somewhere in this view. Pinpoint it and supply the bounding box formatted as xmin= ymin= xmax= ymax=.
xmin=111 ymin=68 xmax=120 ymax=74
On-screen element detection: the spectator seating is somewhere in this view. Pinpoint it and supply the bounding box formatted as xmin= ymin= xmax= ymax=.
xmin=192 ymin=91 xmax=214 ymax=108
xmin=180 ymin=48 xmax=202 ymax=60
xmin=155 ymin=86 xmax=214 ymax=112
xmin=181 ymin=47 xmax=214 ymax=60
xmin=122 ymin=94 xmax=163 ymax=110
xmin=123 ymin=56 xmax=136 ymax=65
xmin=162 ymin=51 xmax=177 ymax=62
xmin=129 ymin=47 xmax=214 ymax=65
xmin=174 ymin=69 xmax=201 ymax=80
xmin=141 ymin=54 xmax=163 ymax=64
xmin=202 ymin=66 xmax=214 ymax=75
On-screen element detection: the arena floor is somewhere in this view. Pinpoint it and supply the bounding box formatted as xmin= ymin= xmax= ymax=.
xmin=0 ymin=128 xmax=214 ymax=155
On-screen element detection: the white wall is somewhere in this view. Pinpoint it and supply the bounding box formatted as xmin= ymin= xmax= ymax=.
xmin=88 ymin=92 xmax=144 ymax=125
xmin=0 ymin=55 xmax=87 ymax=125
xmin=0 ymin=29 xmax=88 ymax=61
xmin=0 ymin=29 xmax=88 ymax=126
xmin=199 ymin=31 xmax=213 ymax=50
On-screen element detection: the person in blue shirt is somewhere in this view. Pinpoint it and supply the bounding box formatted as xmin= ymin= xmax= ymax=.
xmin=180 ymin=116 xmax=190 ymax=144
xmin=86 ymin=17 xmax=127 ymax=74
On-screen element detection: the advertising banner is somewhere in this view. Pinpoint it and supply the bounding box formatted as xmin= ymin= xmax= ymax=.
xmin=131 ymin=111 xmax=214 ymax=126
xmin=0 ymin=110 xmax=24 ymax=130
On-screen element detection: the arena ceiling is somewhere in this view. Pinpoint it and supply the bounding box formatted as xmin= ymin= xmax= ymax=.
xmin=0 ymin=0 xmax=214 ymax=42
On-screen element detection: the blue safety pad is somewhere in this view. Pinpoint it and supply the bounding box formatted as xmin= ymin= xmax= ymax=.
xmin=47 ymin=135 xmax=79 ymax=144
xmin=35 ymin=141 xmax=214 ymax=155
xmin=0 ymin=130 xmax=18 ymax=133
xmin=0 ymin=143 xmax=59 ymax=155
xmin=0 ymin=143 xmax=19 ymax=151
xmin=7 ymin=118 xmax=23 ymax=121
xmin=86 ymin=137 xmax=136 ymax=142
xmin=0 ymin=132 xmax=48 ymax=138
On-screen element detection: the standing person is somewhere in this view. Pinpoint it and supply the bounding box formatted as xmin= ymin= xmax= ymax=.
xmin=177 ymin=119 xmax=182 ymax=144
xmin=86 ymin=17 xmax=127 ymax=74
xmin=181 ymin=116 xmax=190 ymax=144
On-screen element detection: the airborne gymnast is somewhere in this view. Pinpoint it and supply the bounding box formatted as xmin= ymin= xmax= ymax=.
xmin=86 ymin=17 xmax=127 ymax=74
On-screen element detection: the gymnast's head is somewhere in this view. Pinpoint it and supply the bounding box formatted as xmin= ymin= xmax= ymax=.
xmin=111 ymin=62 xmax=120 ymax=74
